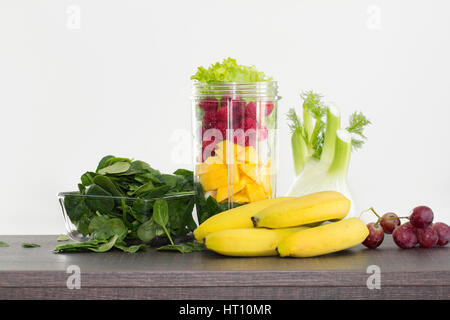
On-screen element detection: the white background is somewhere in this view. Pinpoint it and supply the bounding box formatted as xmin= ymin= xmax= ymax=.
xmin=0 ymin=0 xmax=449 ymax=234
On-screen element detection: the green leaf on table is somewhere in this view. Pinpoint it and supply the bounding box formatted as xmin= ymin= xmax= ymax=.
xmin=57 ymin=234 xmax=70 ymax=242
xmin=114 ymin=241 xmax=147 ymax=253
xmin=22 ymin=243 xmax=40 ymax=248
xmin=54 ymin=239 xmax=107 ymax=253
xmin=0 ymin=241 xmax=9 ymax=247
xmin=88 ymin=235 xmax=119 ymax=253
xmin=157 ymin=242 xmax=204 ymax=253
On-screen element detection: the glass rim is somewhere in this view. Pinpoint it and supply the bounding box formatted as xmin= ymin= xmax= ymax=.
xmin=57 ymin=191 xmax=195 ymax=202
xmin=191 ymin=80 xmax=279 ymax=99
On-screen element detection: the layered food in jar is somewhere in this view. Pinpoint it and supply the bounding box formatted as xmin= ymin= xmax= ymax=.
xmin=193 ymin=82 xmax=279 ymax=209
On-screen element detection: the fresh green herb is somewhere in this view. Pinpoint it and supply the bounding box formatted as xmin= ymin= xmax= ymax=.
xmin=56 ymin=156 xmax=197 ymax=253
xmin=22 ymin=243 xmax=40 ymax=248
xmin=191 ymin=58 xmax=272 ymax=83
xmin=0 ymin=241 xmax=9 ymax=247
xmin=346 ymin=111 xmax=371 ymax=150
xmin=57 ymin=234 xmax=70 ymax=242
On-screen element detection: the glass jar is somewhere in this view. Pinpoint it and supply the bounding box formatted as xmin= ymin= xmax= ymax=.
xmin=192 ymin=81 xmax=280 ymax=215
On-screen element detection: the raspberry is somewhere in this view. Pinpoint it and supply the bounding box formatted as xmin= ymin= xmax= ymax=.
xmin=217 ymin=104 xmax=244 ymax=123
xmin=245 ymin=101 xmax=257 ymax=120
xmin=243 ymin=118 xmax=257 ymax=131
xmin=199 ymin=97 xmax=218 ymax=112
xmin=216 ymin=107 xmax=228 ymax=123
xmin=263 ymin=101 xmax=274 ymax=116
xmin=216 ymin=122 xmax=228 ymax=141
xmin=202 ymin=111 xmax=217 ymax=129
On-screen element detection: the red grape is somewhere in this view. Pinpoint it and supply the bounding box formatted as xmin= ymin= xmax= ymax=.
xmin=393 ymin=223 xmax=417 ymax=249
xmin=380 ymin=212 xmax=401 ymax=234
xmin=431 ymin=222 xmax=450 ymax=246
xmin=409 ymin=206 xmax=434 ymax=229
xmin=416 ymin=227 xmax=438 ymax=248
xmin=362 ymin=222 xmax=384 ymax=249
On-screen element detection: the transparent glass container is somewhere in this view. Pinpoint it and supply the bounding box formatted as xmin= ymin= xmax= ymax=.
xmin=58 ymin=191 xmax=195 ymax=241
xmin=192 ymin=81 xmax=280 ymax=213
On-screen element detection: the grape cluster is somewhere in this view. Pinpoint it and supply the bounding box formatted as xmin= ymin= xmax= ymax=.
xmin=362 ymin=206 xmax=449 ymax=249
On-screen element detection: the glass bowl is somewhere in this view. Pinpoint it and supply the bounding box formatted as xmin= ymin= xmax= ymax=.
xmin=58 ymin=191 xmax=196 ymax=241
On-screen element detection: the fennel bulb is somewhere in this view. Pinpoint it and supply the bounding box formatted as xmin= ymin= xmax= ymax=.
xmin=286 ymin=91 xmax=370 ymax=218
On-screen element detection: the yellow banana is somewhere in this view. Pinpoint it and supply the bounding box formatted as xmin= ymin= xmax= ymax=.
xmin=194 ymin=197 xmax=295 ymax=242
xmin=277 ymin=218 xmax=369 ymax=258
xmin=205 ymin=226 xmax=309 ymax=257
xmin=251 ymin=191 xmax=350 ymax=228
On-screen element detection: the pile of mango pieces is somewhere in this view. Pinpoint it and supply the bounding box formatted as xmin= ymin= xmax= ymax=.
xmin=196 ymin=141 xmax=273 ymax=204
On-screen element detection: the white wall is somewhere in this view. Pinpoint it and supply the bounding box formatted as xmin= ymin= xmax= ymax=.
xmin=0 ymin=0 xmax=449 ymax=234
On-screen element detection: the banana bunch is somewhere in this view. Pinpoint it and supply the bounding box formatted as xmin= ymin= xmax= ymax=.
xmin=194 ymin=191 xmax=369 ymax=258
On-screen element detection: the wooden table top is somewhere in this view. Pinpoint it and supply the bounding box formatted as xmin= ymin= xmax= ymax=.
xmin=0 ymin=235 xmax=448 ymax=300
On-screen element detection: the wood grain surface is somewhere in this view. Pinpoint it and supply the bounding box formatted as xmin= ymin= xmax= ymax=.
xmin=0 ymin=235 xmax=448 ymax=300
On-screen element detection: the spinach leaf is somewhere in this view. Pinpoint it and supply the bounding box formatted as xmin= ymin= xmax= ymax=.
xmin=114 ymin=241 xmax=147 ymax=253
xmin=153 ymin=198 xmax=174 ymax=245
xmin=97 ymin=161 xmax=131 ymax=175
xmin=88 ymin=235 xmax=119 ymax=253
xmin=81 ymin=172 xmax=96 ymax=186
xmin=95 ymin=155 xmax=115 ymax=172
xmin=131 ymin=181 xmax=155 ymax=196
xmin=85 ymin=185 xmax=114 ymax=214
xmin=54 ymin=239 xmax=107 ymax=253
xmin=0 ymin=241 xmax=9 ymax=247
xmin=22 ymin=243 xmax=40 ymax=248
xmin=136 ymin=218 xmax=164 ymax=242
xmin=139 ymin=185 xmax=171 ymax=199
xmin=121 ymin=160 xmax=153 ymax=176
xmin=157 ymin=242 xmax=204 ymax=253
xmin=88 ymin=216 xmax=127 ymax=241
xmin=93 ymin=175 xmax=124 ymax=197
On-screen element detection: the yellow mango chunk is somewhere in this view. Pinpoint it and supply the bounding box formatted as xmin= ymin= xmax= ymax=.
xmin=215 ymin=141 xmax=244 ymax=164
xmin=205 ymin=156 xmax=222 ymax=165
xmin=198 ymin=163 xmax=240 ymax=192
xmin=232 ymin=190 xmax=250 ymax=203
xmin=198 ymin=167 xmax=229 ymax=191
xmin=216 ymin=179 xmax=246 ymax=203
xmin=196 ymin=162 xmax=226 ymax=175
xmin=245 ymin=183 xmax=267 ymax=202
xmin=239 ymin=163 xmax=259 ymax=182
xmin=237 ymin=146 xmax=261 ymax=164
